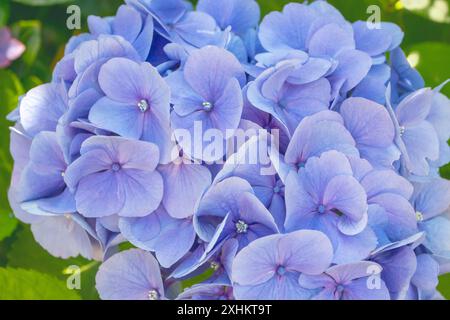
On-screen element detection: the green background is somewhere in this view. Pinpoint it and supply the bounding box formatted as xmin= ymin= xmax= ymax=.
xmin=0 ymin=0 xmax=449 ymax=299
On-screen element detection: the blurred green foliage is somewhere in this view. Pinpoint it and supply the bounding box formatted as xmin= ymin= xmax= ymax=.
xmin=0 ymin=0 xmax=449 ymax=300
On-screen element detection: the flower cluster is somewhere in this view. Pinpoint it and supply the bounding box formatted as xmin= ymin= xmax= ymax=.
xmin=8 ymin=0 xmax=450 ymax=300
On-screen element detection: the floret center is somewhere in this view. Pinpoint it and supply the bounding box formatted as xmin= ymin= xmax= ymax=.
xmin=148 ymin=289 xmax=159 ymax=300
xmin=202 ymin=101 xmax=213 ymax=112
xmin=318 ymin=204 xmax=326 ymax=214
xmin=111 ymin=163 xmax=121 ymax=172
xmin=210 ymin=261 xmax=220 ymax=271
xmin=336 ymin=284 xmax=345 ymax=293
xmin=235 ymin=220 xmax=248 ymax=234
xmin=416 ymin=211 xmax=424 ymax=222
xmin=138 ymin=99 xmax=149 ymax=113
xmin=276 ymin=266 xmax=286 ymax=276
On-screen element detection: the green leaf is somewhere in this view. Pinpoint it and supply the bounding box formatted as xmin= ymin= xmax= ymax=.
xmin=182 ymin=268 xmax=214 ymax=290
xmin=0 ymin=213 xmax=18 ymax=242
xmin=12 ymin=0 xmax=74 ymax=6
xmin=405 ymin=42 xmax=450 ymax=96
xmin=7 ymin=226 xmax=100 ymax=300
xmin=23 ymin=75 xmax=43 ymax=91
xmin=0 ymin=69 xmax=24 ymax=111
xmin=0 ymin=70 xmax=23 ymax=230
xmin=441 ymin=161 xmax=450 ymax=179
xmin=0 ymin=267 xmax=81 ymax=299
xmin=438 ymin=273 xmax=450 ymax=299
xmin=0 ymin=0 xmax=10 ymax=27
xmin=11 ymin=20 xmax=42 ymax=67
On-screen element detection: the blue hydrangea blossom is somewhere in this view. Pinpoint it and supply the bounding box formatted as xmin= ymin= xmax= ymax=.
xmin=7 ymin=0 xmax=450 ymax=300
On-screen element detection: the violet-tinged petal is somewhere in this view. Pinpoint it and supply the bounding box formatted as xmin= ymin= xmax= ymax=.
xmin=277 ymin=230 xmax=333 ymax=275
xmin=370 ymin=193 xmax=418 ymax=240
xmin=63 ymin=149 xmax=112 ymax=191
xmin=75 ymin=170 xmax=125 ymax=217
xmin=89 ymin=98 xmax=143 ymax=140
xmin=420 ymin=217 xmax=450 ymax=259
xmin=332 ymin=227 xmax=377 ymax=264
xmin=169 ymin=11 xmax=222 ymax=48
xmin=177 ymin=284 xmax=234 ymax=300
xmin=8 ymin=127 xmax=41 ymax=224
xmin=237 ymin=192 xmax=279 ymax=233
xmin=112 ymin=5 xmax=142 ymax=44
xmin=411 ymin=254 xmax=439 ymax=294
xmin=233 ymin=273 xmax=311 ymax=300
xmin=120 ymin=208 xmax=196 ymax=268
xmin=116 ymin=169 xmax=163 ymax=217
xmin=258 ymin=3 xmax=317 ymax=52
xmin=19 ymin=83 xmax=67 ymax=137
xmin=118 ymin=208 xmax=163 ymax=249
xmin=194 ymin=177 xmax=253 ymax=241
xmin=31 ymin=215 xmax=94 ymax=259
xmin=361 ymin=170 xmax=413 ymax=200
xmin=232 ymin=230 xmax=332 ymax=300
xmin=87 ymin=15 xmax=112 ymax=35
xmin=73 ymin=35 xmax=140 ymax=75
xmin=372 ymin=246 xmax=417 ymax=294
xmin=97 ymin=57 xmax=168 ymax=104
xmin=401 ymin=121 xmax=439 ymax=175
xmin=411 ymin=178 xmax=450 ymax=220
xmin=197 ymin=0 xmax=260 ymax=36
xmin=308 ymin=23 xmax=355 ymax=58
xmin=284 ymin=111 xmax=358 ymax=167
xmin=0 ymin=27 xmax=25 ymax=68
xmin=231 ymin=235 xmax=282 ymax=286
xmin=328 ymin=49 xmax=372 ymax=95
xmin=352 ymin=21 xmax=393 ymax=57
xmin=159 ymin=161 xmax=212 ymax=219
xmin=323 ymin=175 xmax=368 ymax=235
xmin=184 ymin=46 xmax=245 ymax=100
xmin=66 ymin=137 xmax=163 ymax=218
xmin=396 ymin=88 xmax=433 ymax=126
xmin=292 ymin=150 xmax=353 ymax=202
xmin=342 ymin=277 xmax=389 ymax=300
xmin=287 ymin=57 xmax=332 ymax=85
xmin=96 ymin=249 xmax=165 ymax=300
xmin=166 ymin=70 xmax=204 ymax=116
xmin=340 ymin=97 xmax=398 ymax=167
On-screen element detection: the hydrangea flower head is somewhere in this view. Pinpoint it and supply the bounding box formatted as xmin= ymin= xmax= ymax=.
xmin=6 ymin=0 xmax=450 ymax=301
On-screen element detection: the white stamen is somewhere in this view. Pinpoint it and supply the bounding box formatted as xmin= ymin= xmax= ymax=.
xmin=416 ymin=211 xmax=424 ymax=222
xmin=148 ymin=289 xmax=159 ymax=300
xmin=138 ymin=99 xmax=149 ymax=113
xmin=399 ymin=126 xmax=406 ymax=136
xmin=202 ymin=101 xmax=213 ymax=111
xmin=235 ymin=220 xmax=248 ymax=234
xmin=210 ymin=261 xmax=220 ymax=271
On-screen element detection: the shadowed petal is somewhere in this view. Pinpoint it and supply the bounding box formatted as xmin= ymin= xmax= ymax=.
xmin=96 ymin=249 xmax=165 ymax=300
